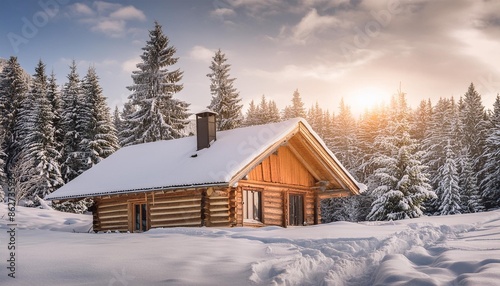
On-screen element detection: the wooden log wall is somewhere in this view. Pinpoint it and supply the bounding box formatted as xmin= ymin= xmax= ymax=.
xmin=149 ymin=190 xmax=202 ymax=228
xmin=262 ymin=190 xmax=284 ymax=226
xmin=94 ymin=199 xmax=129 ymax=231
xmin=204 ymin=188 xmax=231 ymax=227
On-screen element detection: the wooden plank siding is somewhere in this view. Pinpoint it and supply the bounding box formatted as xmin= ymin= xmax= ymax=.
xmin=247 ymin=146 xmax=315 ymax=187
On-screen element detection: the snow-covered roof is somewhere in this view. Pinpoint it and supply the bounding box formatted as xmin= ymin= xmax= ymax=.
xmin=46 ymin=118 xmax=363 ymax=200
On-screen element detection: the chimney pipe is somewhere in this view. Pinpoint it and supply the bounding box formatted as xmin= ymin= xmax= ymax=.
xmin=196 ymin=110 xmax=217 ymax=151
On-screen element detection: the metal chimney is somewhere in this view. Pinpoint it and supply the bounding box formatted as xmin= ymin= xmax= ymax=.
xmin=196 ymin=110 xmax=217 ymax=151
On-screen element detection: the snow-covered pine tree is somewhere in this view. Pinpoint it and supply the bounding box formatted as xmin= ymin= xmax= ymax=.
xmin=422 ymin=98 xmax=457 ymax=197
xmin=436 ymin=140 xmax=461 ymax=215
xmin=0 ymin=130 xmax=6 ymax=201
xmin=411 ymin=99 xmax=432 ymax=143
xmin=47 ymin=71 xmax=64 ymax=152
xmin=460 ymin=83 xmax=487 ymax=173
xmin=307 ymin=102 xmax=325 ymax=137
xmin=253 ymin=95 xmax=280 ymax=124
xmin=459 ymin=150 xmax=483 ymax=213
xmin=330 ymin=98 xmax=359 ymax=174
xmin=480 ymin=95 xmax=500 ymax=208
xmin=356 ymin=105 xmax=389 ymax=183
xmin=118 ymin=102 xmax=137 ymax=146
xmin=207 ymin=49 xmax=243 ymax=131
xmin=0 ymin=56 xmax=29 ymax=180
xmin=244 ymin=100 xmax=259 ymax=126
xmin=80 ymin=66 xmax=119 ymax=168
xmin=18 ymin=60 xmax=63 ymax=199
xmin=267 ymin=100 xmax=281 ymax=123
xmin=282 ymin=89 xmax=306 ymax=120
xmin=122 ymin=21 xmax=190 ymax=146
xmin=60 ymin=60 xmax=86 ymax=183
xmin=367 ymin=90 xmax=435 ymax=221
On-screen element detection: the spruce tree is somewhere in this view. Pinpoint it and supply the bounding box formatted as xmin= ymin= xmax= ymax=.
xmin=122 ymin=21 xmax=190 ymax=146
xmin=459 ymin=151 xmax=483 ymax=213
xmin=436 ymin=140 xmax=461 ymax=215
xmin=330 ymin=98 xmax=359 ymax=173
xmin=19 ymin=60 xmax=63 ymax=199
xmin=367 ymin=90 xmax=435 ymax=221
xmin=460 ymin=83 xmax=487 ymax=172
xmin=244 ymin=100 xmax=259 ymax=126
xmin=0 ymin=130 xmax=6 ymax=202
xmin=283 ymin=89 xmax=306 ymax=120
xmin=207 ymin=49 xmax=243 ymax=130
xmin=0 ymin=56 xmax=28 ymax=180
xmin=118 ymin=102 xmax=136 ymax=146
xmin=47 ymin=71 xmax=64 ymax=152
xmin=80 ymin=67 xmax=119 ymax=168
xmin=60 ymin=61 xmax=86 ymax=183
xmin=480 ymin=95 xmax=500 ymax=208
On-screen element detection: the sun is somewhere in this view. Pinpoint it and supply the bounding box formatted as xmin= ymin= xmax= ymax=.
xmin=350 ymin=87 xmax=387 ymax=113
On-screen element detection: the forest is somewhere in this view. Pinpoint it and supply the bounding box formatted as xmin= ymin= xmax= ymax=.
xmin=0 ymin=21 xmax=499 ymax=221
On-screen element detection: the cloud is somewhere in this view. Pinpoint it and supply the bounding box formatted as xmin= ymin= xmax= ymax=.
xmin=110 ymin=6 xmax=146 ymax=21
xmin=67 ymin=1 xmax=146 ymax=38
xmin=188 ymin=46 xmax=214 ymax=63
xmin=287 ymin=9 xmax=342 ymax=44
xmin=210 ymin=8 xmax=236 ymax=18
xmin=121 ymin=57 xmax=141 ymax=74
xmin=70 ymin=3 xmax=94 ymax=16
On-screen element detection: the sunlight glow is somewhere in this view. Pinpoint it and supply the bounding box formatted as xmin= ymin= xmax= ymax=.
xmin=349 ymin=87 xmax=388 ymax=114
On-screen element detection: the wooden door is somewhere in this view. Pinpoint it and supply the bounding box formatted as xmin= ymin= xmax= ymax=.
xmin=288 ymin=194 xmax=304 ymax=226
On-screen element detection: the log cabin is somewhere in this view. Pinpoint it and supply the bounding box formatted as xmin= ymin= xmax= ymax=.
xmin=46 ymin=111 xmax=365 ymax=232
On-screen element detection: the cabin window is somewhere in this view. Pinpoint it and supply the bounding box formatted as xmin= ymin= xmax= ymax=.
xmin=243 ymin=190 xmax=262 ymax=222
xmin=134 ymin=203 xmax=148 ymax=232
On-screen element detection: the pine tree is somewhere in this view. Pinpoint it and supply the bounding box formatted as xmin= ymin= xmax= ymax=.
xmin=0 ymin=56 xmax=29 ymax=180
xmin=80 ymin=67 xmax=119 ymax=168
xmin=367 ymin=90 xmax=435 ymax=221
xmin=412 ymin=99 xmax=432 ymax=143
xmin=459 ymin=151 xmax=483 ymax=213
xmin=47 ymin=71 xmax=64 ymax=152
xmin=0 ymin=130 xmax=6 ymax=202
xmin=18 ymin=60 xmax=63 ymax=199
xmin=306 ymin=103 xmax=322 ymax=135
xmin=244 ymin=100 xmax=259 ymax=126
xmin=480 ymin=95 xmax=500 ymax=208
xmin=460 ymin=83 xmax=487 ymax=172
xmin=118 ymin=102 xmax=136 ymax=146
xmin=330 ymin=98 xmax=359 ymax=173
xmin=436 ymin=140 xmax=461 ymax=215
xmin=122 ymin=21 xmax=190 ymax=146
xmin=60 ymin=61 xmax=86 ymax=183
xmin=283 ymin=89 xmax=306 ymax=120
xmin=422 ymin=98 xmax=455 ymax=195
xmin=252 ymin=95 xmax=280 ymax=125
xmin=207 ymin=49 xmax=243 ymax=130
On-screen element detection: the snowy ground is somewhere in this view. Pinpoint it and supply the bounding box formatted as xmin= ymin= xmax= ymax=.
xmin=0 ymin=204 xmax=499 ymax=285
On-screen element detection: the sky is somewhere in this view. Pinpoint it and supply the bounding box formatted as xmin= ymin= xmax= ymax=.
xmin=1 ymin=0 xmax=500 ymax=116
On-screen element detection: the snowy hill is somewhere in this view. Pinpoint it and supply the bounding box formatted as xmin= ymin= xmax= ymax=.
xmin=0 ymin=203 xmax=499 ymax=285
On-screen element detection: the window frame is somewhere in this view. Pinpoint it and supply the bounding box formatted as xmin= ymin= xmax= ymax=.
xmin=242 ymin=189 xmax=262 ymax=223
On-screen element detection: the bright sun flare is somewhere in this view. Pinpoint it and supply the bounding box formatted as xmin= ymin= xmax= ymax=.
xmin=351 ymin=87 xmax=387 ymax=112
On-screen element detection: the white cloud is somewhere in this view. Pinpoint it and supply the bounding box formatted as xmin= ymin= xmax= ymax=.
xmin=110 ymin=6 xmax=146 ymax=21
xmin=91 ymin=19 xmax=126 ymax=38
xmin=210 ymin=8 xmax=236 ymax=18
xmin=287 ymin=9 xmax=342 ymax=44
xmin=68 ymin=1 xmax=146 ymax=38
xmin=188 ymin=46 xmax=214 ymax=63
xmin=121 ymin=57 xmax=141 ymax=74
xmin=70 ymin=3 xmax=94 ymax=16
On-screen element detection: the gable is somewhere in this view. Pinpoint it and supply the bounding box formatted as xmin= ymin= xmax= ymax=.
xmin=247 ymin=146 xmax=315 ymax=187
